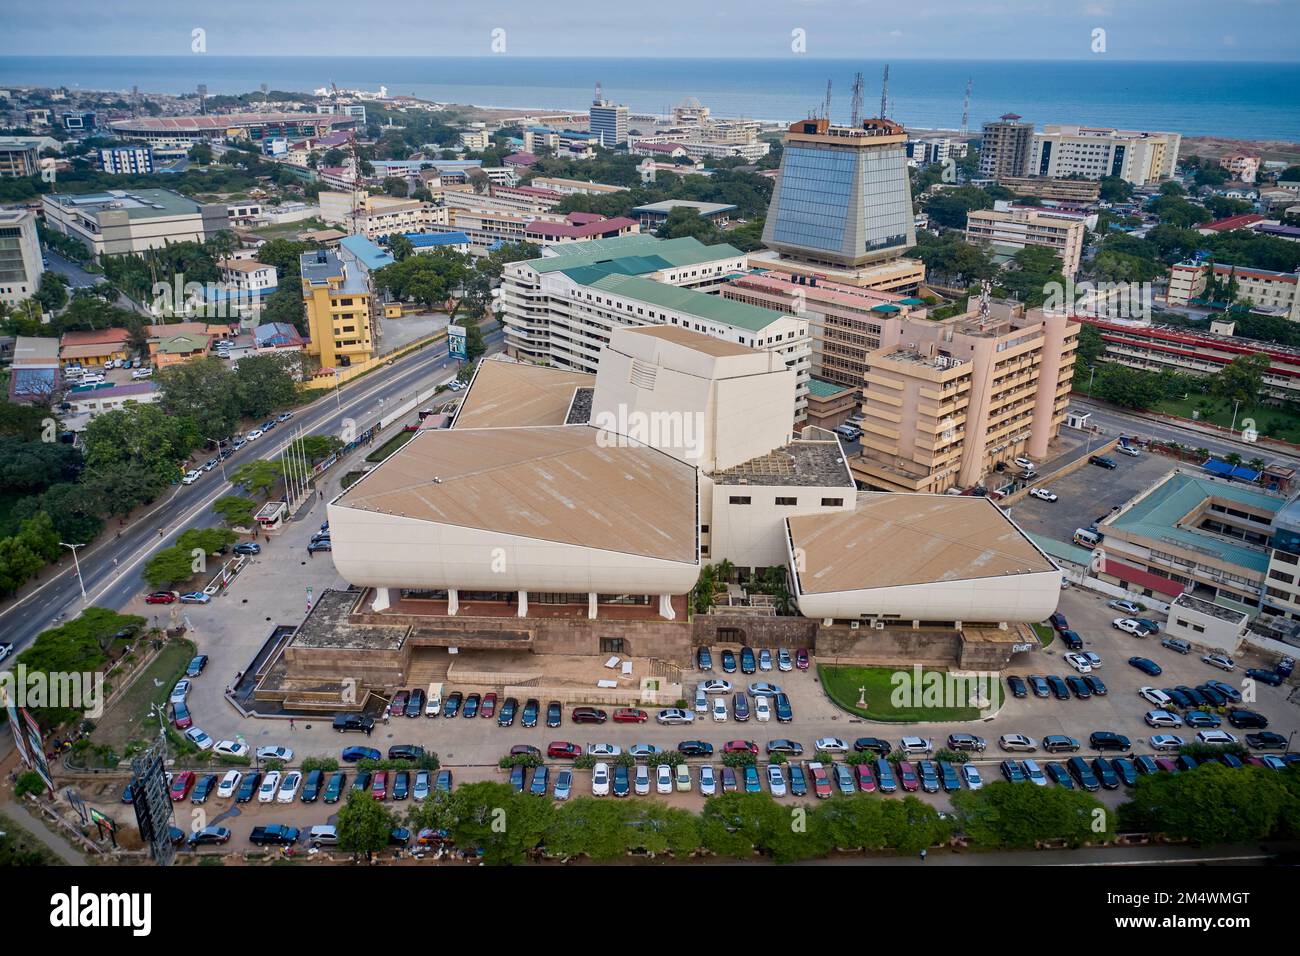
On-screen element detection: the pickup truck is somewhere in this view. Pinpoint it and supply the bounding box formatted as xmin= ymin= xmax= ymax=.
xmin=249 ymin=824 xmax=300 ymax=847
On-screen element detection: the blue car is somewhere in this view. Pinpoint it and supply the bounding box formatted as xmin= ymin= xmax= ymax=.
xmin=341 ymin=746 xmax=380 ymax=763
xmin=721 ymin=650 xmax=737 ymax=673
xmin=1128 ymin=657 xmax=1162 ymax=676
xmin=740 ymin=646 xmax=757 ymax=674
xmin=1045 ymin=762 xmax=1073 ymax=788
xmin=697 ymin=646 xmax=712 ymax=671
xmin=788 ymin=765 xmax=807 ymax=797
xmin=612 ymin=764 xmax=630 ymax=797
xmin=743 ymin=765 xmax=762 ymax=793
xmin=876 ymin=757 xmax=898 ymax=793
xmin=774 ymin=693 xmax=793 ymax=722
xmin=509 ymin=765 xmax=526 ymax=792
xmin=529 ymin=765 xmax=549 ymax=796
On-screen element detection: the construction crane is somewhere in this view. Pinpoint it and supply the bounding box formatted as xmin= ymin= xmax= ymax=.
xmin=880 ymin=64 xmax=890 ymax=120
xmin=823 ymin=79 xmax=832 ymax=121
xmin=960 ymin=77 xmax=973 ymax=137
xmin=849 ymin=72 xmax=864 ymax=127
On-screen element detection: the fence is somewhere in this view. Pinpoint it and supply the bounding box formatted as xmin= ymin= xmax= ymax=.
xmin=301 ymin=329 xmax=447 ymax=391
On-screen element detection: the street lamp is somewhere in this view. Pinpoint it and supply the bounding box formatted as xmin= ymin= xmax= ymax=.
xmin=1230 ymin=398 xmax=1243 ymax=435
xmin=333 ymin=368 xmax=343 ymax=411
xmin=60 ymin=541 xmax=87 ymax=603
xmin=1087 ymin=365 xmax=1096 ymax=397
xmin=203 ymin=439 xmax=228 ymax=481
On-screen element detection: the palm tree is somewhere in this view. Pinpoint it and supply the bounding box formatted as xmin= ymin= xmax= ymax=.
xmin=714 ymin=559 xmax=734 ymax=587
xmin=1224 ymin=452 xmax=1243 ymax=467
xmin=1248 ymin=457 xmax=1266 ymax=474
xmin=691 ymin=565 xmax=716 ymax=615
xmin=1194 ymin=447 xmax=1211 ymax=462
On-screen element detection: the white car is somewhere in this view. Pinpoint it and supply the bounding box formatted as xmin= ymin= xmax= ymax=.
xmin=700 ymin=679 xmax=732 ymax=694
xmin=276 ymin=771 xmax=302 ymax=803
xmin=962 ymin=764 xmax=983 ymax=790
xmin=1196 ymin=730 xmax=1238 ymax=745
xmin=1202 ymin=654 xmax=1236 ymax=672
xmin=777 ymin=649 xmax=793 ymax=672
xmin=181 ymin=470 xmax=202 ymax=485
xmin=1144 ymin=710 xmax=1182 ymax=728
xmin=1113 ymin=617 xmax=1150 ymax=636
xmin=425 ymin=692 xmax=441 ymax=716
xmin=656 ymin=763 xmax=673 ymax=794
xmin=747 ymin=682 xmax=782 ymax=697
xmin=1014 ymin=456 xmax=1034 ymax=471
xmin=754 ymin=696 xmax=771 ymax=722
xmin=169 ymin=680 xmax=191 ymax=706
xmin=1108 ymin=598 xmax=1142 ymax=616
xmin=998 ymin=734 xmax=1037 ymax=752
xmin=131 ymin=367 xmax=153 ymax=380
xmin=712 ymin=697 xmax=728 ymax=722
xmin=256 ymin=746 xmax=293 ymax=763
xmin=767 ymin=764 xmax=787 ymax=796
xmin=1065 ymin=653 xmax=1093 ymax=674
xmin=587 ymin=743 xmax=620 ymax=757
xmin=1149 ymin=734 xmax=1185 ymax=751
xmin=257 ymin=770 xmax=281 ymax=802
xmin=245 ymin=428 xmax=264 ymax=442
xmin=213 ymin=739 xmax=249 ymax=758
xmin=1139 ymin=687 xmax=1173 ymax=708
xmin=1029 ymin=488 xmax=1058 ymax=502
xmin=216 ymin=770 xmax=242 ymax=798
xmin=900 ymin=736 xmax=934 ymax=755
xmin=815 ymin=736 xmax=848 ymax=753
xmin=699 ymin=765 xmax=717 ymax=796
xmin=1081 ymin=652 xmax=1102 ymax=668
xmin=655 ymin=707 xmax=695 ymax=725
xmin=634 ymin=763 xmax=650 ymax=795
xmin=185 ymin=727 xmax=213 ymax=750
xmin=694 ymin=685 xmax=709 ymax=713
xmin=591 ymin=762 xmax=610 ymax=796
xmin=1116 ymin=444 xmax=1140 ymax=457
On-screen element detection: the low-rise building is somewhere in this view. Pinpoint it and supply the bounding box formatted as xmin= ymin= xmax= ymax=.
xmin=1219 ymin=153 xmax=1260 ymax=184
xmin=1166 ymin=260 xmax=1300 ymax=320
xmin=59 ymin=327 xmax=130 ymax=368
xmin=7 ymin=335 xmax=60 ymax=403
xmin=0 ymin=138 xmax=41 ymax=178
xmin=1163 ymin=593 xmax=1249 ymax=653
xmin=41 ymin=188 xmax=229 ymax=259
xmin=965 ymin=203 xmax=1086 ymax=277
xmin=318 ymin=191 xmax=447 ymax=240
xmin=99 ymin=145 xmax=154 ymax=175
xmin=523 ymin=212 xmax=639 ymax=245
xmin=631 ymin=199 xmax=737 ymax=230
xmin=530 ymin=176 xmax=625 ymax=197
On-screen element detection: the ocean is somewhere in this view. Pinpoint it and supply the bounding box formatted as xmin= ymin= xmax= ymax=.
xmin=1 ymin=56 xmax=1297 ymax=142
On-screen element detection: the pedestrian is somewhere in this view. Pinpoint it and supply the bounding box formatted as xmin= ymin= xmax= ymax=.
xmin=383 ymin=711 xmax=390 ymax=726
xmin=112 ymin=557 xmax=118 ymax=567
xmin=319 ymin=490 xmax=324 ymax=500
xmin=159 ymin=529 xmax=164 ymax=538
xmin=308 ymin=548 xmax=314 ymax=559
xmin=920 ymin=848 xmax=927 ymax=862
xmin=289 ymin=718 xmax=295 ymax=731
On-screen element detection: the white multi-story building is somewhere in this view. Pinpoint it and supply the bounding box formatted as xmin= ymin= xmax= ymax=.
xmin=0 ymin=208 xmax=44 ymax=307
xmin=1029 ymin=124 xmax=1180 ymax=186
xmin=99 ymin=145 xmax=154 ymax=175
xmin=40 ymin=188 xmax=229 ymax=259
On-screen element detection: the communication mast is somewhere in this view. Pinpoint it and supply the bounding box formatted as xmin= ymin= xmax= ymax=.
xmin=960 ymin=77 xmax=973 ymax=137
xmin=849 ymin=72 xmax=864 ymax=127
xmin=823 ymin=79 xmax=832 ymax=121
xmin=879 ymin=64 xmax=890 ymax=120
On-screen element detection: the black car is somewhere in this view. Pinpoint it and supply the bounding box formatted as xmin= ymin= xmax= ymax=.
xmin=299 ymin=768 xmax=323 ymax=802
xmin=740 ymin=646 xmax=757 ymax=674
xmin=1027 ymin=675 xmax=1050 ymax=698
xmin=392 ymin=770 xmax=410 ymax=800
xmin=443 ymin=692 xmax=462 ymax=718
xmin=1067 ymin=756 xmax=1101 ymax=791
xmin=187 ymin=826 xmax=231 ymax=847
xmin=765 ymin=739 xmax=804 ymax=756
xmin=236 ymin=771 xmax=262 ymax=803
xmin=388 ymin=744 xmax=424 ymax=761
xmin=1042 ymin=734 xmax=1081 ymax=754
xmin=1045 ymin=762 xmax=1073 ymax=788
xmin=1245 ymin=732 xmax=1286 ymax=750
xmin=1049 ymin=612 xmax=1069 ymax=632
xmin=721 ymin=649 xmax=737 ymax=673
xmin=185 ymin=655 xmax=209 ymax=677
xmin=677 ymin=740 xmax=714 ymax=757
xmin=1006 ymin=675 xmax=1028 ymax=699
xmin=1047 ymin=675 xmax=1071 ymax=700
xmin=697 ymin=646 xmax=712 ymax=671
xmin=191 ymin=773 xmax=218 ymax=804
xmin=463 ymin=693 xmax=480 ymax=719
xmin=1128 ymin=656 xmax=1162 ymax=677
xmin=497 ymin=697 xmax=518 ymax=727
xmin=1227 ymin=709 xmax=1268 ymax=729
xmin=1196 ymin=685 xmax=1227 ymax=707
xmin=521 ymin=698 xmax=540 ymax=728
xmin=546 ymin=701 xmax=562 ymax=728
xmin=1163 ymin=687 xmax=1193 ymax=708
xmin=509 ymin=765 xmax=526 ymax=793
xmin=1084 ymin=675 xmax=1107 ymax=696
xmin=406 ymin=689 xmax=425 ymax=717
xmin=1245 ymin=668 xmax=1284 ymax=687
xmin=1059 ymin=629 xmax=1084 ymax=651
xmin=1089 ymin=455 xmax=1118 ymax=469
xmin=1091 ymin=757 xmax=1120 ymax=790
xmin=1089 ymin=731 xmax=1131 ymax=752
xmin=612 ymin=764 xmax=630 ymax=797
xmin=1066 ymin=675 xmax=1091 ymax=699
xmin=853 ymin=737 xmax=892 ymax=756
xmin=332 ymin=713 xmax=375 ymax=735
xmin=1176 ymin=686 xmax=1208 ymax=708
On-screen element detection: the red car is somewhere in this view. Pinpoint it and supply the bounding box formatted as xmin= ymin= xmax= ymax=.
xmin=389 ymin=691 xmax=409 ymax=716
xmin=572 ymin=707 xmax=609 ymax=724
xmin=808 ymin=763 xmax=831 ymax=798
xmin=795 ymin=648 xmax=809 ymax=670
xmin=611 ymin=708 xmax=647 ymax=724
xmin=146 ymin=591 xmax=176 ymax=605
xmin=723 ymin=740 xmax=758 ymax=755
xmin=371 ymin=771 xmax=388 ymax=799
xmin=896 ymin=759 xmax=920 ymax=792
xmin=856 ymin=761 xmax=877 ymax=793
xmin=169 ymin=771 xmax=195 ymax=801
xmin=480 ymin=693 xmax=497 ymax=718
xmin=547 ymin=741 xmax=582 ymax=759
xmin=172 ymin=702 xmax=192 ymax=730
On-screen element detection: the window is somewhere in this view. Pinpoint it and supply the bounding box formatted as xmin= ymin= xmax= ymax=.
xmin=700 ymin=524 xmax=710 ymax=534
xmin=729 ymin=496 xmax=752 ymax=505
xmin=821 ymin=497 xmax=844 ymax=507
xmin=1269 ymin=569 xmax=1295 ymax=585
xmin=599 ymin=638 xmax=625 ymax=654
xmin=775 ymin=497 xmax=798 ymax=506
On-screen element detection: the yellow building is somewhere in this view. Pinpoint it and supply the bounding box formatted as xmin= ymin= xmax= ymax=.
xmin=300 ymin=250 xmax=374 ymax=369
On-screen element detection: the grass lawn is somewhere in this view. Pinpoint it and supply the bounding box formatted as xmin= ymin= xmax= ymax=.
xmin=818 ymin=664 xmax=1002 ymax=722
xmin=91 ymin=639 xmax=196 ymax=754
xmin=1150 ymin=395 xmax=1300 ymax=446
xmin=1032 ymin=623 xmax=1054 ymax=648
xmin=365 ymin=429 xmax=416 ymax=463
xmin=0 ymin=813 xmax=66 ymax=865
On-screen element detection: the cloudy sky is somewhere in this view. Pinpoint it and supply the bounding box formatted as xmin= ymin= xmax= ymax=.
xmin=1 ymin=0 xmax=1297 ymax=60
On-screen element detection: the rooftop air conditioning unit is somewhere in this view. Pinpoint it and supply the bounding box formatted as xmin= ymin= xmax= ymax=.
xmin=850 ymin=621 xmax=860 ymax=629
xmin=871 ymin=620 xmax=886 ymax=630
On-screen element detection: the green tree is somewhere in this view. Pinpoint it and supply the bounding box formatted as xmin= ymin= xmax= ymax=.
xmin=448 ymin=781 xmax=555 ymax=865
xmin=1122 ymin=763 xmax=1294 ymax=844
xmin=229 ymin=459 xmax=284 ymax=497
xmin=1097 ymin=175 xmax=1133 ymax=203
xmin=34 ymin=272 xmax=69 ymax=313
xmin=336 ymin=789 xmax=398 ymax=862
xmin=1214 ymin=352 xmax=1270 ymax=405
xmin=387 ymin=234 xmax=414 ymax=262
xmin=212 ymin=495 xmax=258 ymax=527
xmin=157 ymin=357 xmax=240 ymax=440
xmin=655 ymin=207 xmax=722 ymax=244
xmin=232 ymin=353 xmax=298 ymax=419
xmin=80 ymin=404 xmax=198 ymax=511
xmin=951 ymin=780 xmax=1111 ymax=848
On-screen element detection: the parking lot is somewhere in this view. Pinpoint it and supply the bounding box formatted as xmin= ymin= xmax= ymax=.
xmin=1008 ymin=448 xmax=1177 ymax=545
xmin=87 ymin=572 xmax=1300 ymax=851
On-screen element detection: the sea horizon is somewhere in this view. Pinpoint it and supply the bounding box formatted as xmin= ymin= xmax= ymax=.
xmin=2 ymin=55 xmax=1298 ymax=141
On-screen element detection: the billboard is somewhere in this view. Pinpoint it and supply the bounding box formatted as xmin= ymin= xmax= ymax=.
xmin=448 ymin=323 xmax=467 ymax=361
xmin=3 ymin=693 xmax=54 ymax=794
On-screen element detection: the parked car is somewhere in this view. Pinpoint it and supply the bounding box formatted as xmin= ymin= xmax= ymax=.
xmin=611 ymin=708 xmax=645 ymax=723
xmin=1227 ymin=709 xmax=1268 ymax=729
xmin=961 ymin=763 xmax=983 ymax=790
xmin=1006 ymin=675 xmax=1028 ymax=698
xmin=1088 ymin=732 xmax=1131 ymax=752
xmin=443 ymin=692 xmax=463 ymax=718
xmin=795 ymin=648 xmax=810 ymax=670
xmin=1089 ymin=455 xmax=1118 ymax=470
xmin=1246 ymin=667 xmax=1284 ymax=687
xmin=998 ymin=734 xmax=1037 ymax=752
xmin=697 ymin=646 xmax=712 ymax=671
xmin=1202 ymin=654 xmax=1236 ymax=672
xmin=656 ymin=707 xmax=695 ymax=725
xmin=591 ymin=763 xmax=610 ymax=797
xmin=1149 ymin=734 xmax=1185 ymax=751
xmin=1042 ymin=735 xmax=1080 ymax=754
xmin=554 ymin=770 xmax=573 ymax=801
xmin=699 ymin=765 xmax=717 ymax=797
xmin=1161 ymin=637 xmax=1191 ymax=655
xmin=1108 ymin=598 xmax=1142 ymax=616
xmin=740 ymin=646 xmax=757 ymax=674
xmin=341 ymin=745 xmax=381 ymax=763
xmin=323 ymin=772 xmax=346 ymax=804
xmin=572 ymin=706 xmax=609 ymax=724
xmin=814 ymin=736 xmax=849 ymax=753
xmin=854 ymin=737 xmax=892 ymax=756
xmin=1129 ymin=657 xmax=1163 ymax=677
xmin=899 ymin=736 xmax=934 ymax=755
xmin=946 ymin=733 xmax=987 ymax=752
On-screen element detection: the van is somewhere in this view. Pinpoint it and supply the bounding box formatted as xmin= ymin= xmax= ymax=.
xmin=308 ymin=824 xmax=339 ymax=847
xmin=695 ymin=684 xmax=709 ymax=713
xmin=1073 ymin=528 xmax=1100 ymax=548
xmin=833 ymin=424 xmax=862 ymax=442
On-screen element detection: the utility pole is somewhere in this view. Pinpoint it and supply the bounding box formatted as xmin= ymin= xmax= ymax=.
xmin=879 ymin=64 xmax=890 ymax=121
xmin=60 ymin=541 xmax=87 ymax=603
xmin=849 ymin=72 xmax=864 ymax=127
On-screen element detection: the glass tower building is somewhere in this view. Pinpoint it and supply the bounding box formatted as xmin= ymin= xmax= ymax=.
xmin=762 ymin=118 xmax=916 ymax=270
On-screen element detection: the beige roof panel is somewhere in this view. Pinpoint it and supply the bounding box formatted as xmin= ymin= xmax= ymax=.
xmin=620 ymin=324 xmax=757 ymax=357
xmin=336 ymin=424 xmax=697 ymax=563
xmin=790 ymin=493 xmax=1055 ymax=593
xmin=453 ymin=358 xmax=595 ymax=429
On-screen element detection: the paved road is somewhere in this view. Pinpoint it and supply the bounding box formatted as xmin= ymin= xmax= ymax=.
xmin=0 ymin=329 xmax=500 ymax=655
xmin=1070 ymin=397 xmax=1299 ymax=468
xmin=42 ymin=247 xmax=145 ymax=315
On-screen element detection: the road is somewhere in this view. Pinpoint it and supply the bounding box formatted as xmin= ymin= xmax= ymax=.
xmin=0 ymin=329 xmax=501 ymax=654
xmin=41 ymin=247 xmax=146 ymax=315
xmin=1069 ymin=397 xmax=1300 ymax=468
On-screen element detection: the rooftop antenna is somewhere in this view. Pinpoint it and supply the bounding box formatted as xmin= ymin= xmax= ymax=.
xmin=823 ymin=79 xmax=833 ymax=121
xmin=197 ymin=84 xmax=207 ymax=115
xmin=960 ymin=77 xmax=973 ymax=138
xmin=594 ymin=81 xmax=603 ymax=106
xmin=879 ymin=64 xmax=890 ymax=120
xmin=849 ymin=72 xmax=864 ymax=127
xmin=978 ymin=278 xmax=992 ymax=330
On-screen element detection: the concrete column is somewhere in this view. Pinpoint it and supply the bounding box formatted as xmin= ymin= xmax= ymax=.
xmin=447 ymin=588 xmax=458 ymax=616
xmin=588 ymin=592 xmax=598 ymax=620
xmin=371 ymin=587 xmax=392 ymax=612
xmin=659 ymin=593 xmax=676 ymax=621
xmin=517 ymin=590 xmax=528 ymax=618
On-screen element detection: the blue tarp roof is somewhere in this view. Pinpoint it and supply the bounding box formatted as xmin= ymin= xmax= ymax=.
xmin=1202 ymin=458 xmax=1262 ymax=482
xmin=404 ymin=232 xmax=471 ymax=247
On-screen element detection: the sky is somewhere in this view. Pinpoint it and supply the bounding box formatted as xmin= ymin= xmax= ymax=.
xmin=1 ymin=0 xmax=1298 ymax=60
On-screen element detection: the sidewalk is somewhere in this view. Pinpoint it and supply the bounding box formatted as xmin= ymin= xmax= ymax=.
xmin=0 ymin=799 xmax=86 ymax=865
